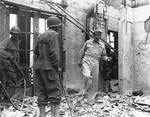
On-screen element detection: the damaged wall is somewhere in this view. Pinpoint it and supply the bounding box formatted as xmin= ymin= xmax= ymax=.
xmin=118 ymin=7 xmax=134 ymax=93
xmin=118 ymin=4 xmax=150 ymax=94
xmin=132 ymin=5 xmax=150 ymax=93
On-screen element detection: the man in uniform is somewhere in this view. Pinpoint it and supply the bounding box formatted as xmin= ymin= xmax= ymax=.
xmin=0 ymin=26 xmax=21 ymax=100
xmin=79 ymin=30 xmax=111 ymax=101
xmin=34 ymin=16 xmax=62 ymax=117
xmin=103 ymin=47 xmax=117 ymax=93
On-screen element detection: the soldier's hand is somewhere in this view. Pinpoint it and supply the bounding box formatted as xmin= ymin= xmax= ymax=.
xmin=107 ymin=57 xmax=112 ymax=62
xmin=57 ymin=67 xmax=62 ymax=72
xmin=78 ymin=62 xmax=82 ymax=67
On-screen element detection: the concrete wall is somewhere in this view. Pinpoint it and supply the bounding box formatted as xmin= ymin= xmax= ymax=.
xmin=118 ymin=7 xmax=134 ymax=93
xmin=118 ymin=4 xmax=150 ymax=93
xmin=132 ymin=5 xmax=150 ymax=93
xmin=110 ymin=4 xmax=150 ymax=94
xmin=110 ymin=5 xmax=150 ymax=94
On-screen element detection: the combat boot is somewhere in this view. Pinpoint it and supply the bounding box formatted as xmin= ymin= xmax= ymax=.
xmin=105 ymin=80 xmax=110 ymax=93
xmin=51 ymin=105 xmax=59 ymax=117
xmin=39 ymin=105 xmax=46 ymax=117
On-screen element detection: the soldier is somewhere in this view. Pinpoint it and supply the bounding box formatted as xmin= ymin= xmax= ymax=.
xmin=34 ymin=16 xmax=62 ymax=117
xmin=102 ymin=47 xmax=114 ymax=93
xmin=78 ymin=30 xmax=111 ymax=101
xmin=0 ymin=26 xmax=21 ymax=100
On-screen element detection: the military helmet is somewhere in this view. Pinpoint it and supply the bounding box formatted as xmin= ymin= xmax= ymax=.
xmin=10 ymin=26 xmax=21 ymax=34
xmin=93 ymin=29 xmax=102 ymax=36
xmin=47 ymin=16 xmax=61 ymax=28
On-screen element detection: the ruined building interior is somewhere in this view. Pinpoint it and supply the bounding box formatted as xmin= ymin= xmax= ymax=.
xmin=0 ymin=0 xmax=150 ymax=116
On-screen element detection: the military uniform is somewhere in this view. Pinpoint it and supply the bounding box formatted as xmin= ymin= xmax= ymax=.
xmin=0 ymin=38 xmax=20 ymax=97
xmin=80 ymin=38 xmax=107 ymax=99
xmin=34 ymin=29 xmax=62 ymax=107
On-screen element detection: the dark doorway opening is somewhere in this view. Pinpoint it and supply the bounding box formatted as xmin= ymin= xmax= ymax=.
xmin=101 ymin=30 xmax=118 ymax=93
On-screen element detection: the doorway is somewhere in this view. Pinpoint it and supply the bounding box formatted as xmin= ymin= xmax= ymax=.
xmin=101 ymin=30 xmax=118 ymax=92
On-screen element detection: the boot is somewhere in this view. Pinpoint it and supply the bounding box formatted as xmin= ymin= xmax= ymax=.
xmin=51 ymin=105 xmax=59 ymax=117
xmin=105 ymin=80 xmax=110 ymax=93
xmin=39 ymin=106 xmax=46 ymax=117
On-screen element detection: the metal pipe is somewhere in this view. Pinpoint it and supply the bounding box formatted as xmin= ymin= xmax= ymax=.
xmin=44 ymin=0 xmax=89 ymax=32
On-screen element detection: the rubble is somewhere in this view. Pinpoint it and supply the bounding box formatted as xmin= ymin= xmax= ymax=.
xmin=1 ymin=93 xmax=150 ymax=117
xmin=132 ymin=90 xmax=144 ymax=96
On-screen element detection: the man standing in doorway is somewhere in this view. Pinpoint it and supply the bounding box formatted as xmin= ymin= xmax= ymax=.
xmin=79 ymin=30 xmax=111 ymax=101
xmin=34 ymin=16 xmax=62 ymax=117
xmin=0 ymin=26 xmax=21 ymax=100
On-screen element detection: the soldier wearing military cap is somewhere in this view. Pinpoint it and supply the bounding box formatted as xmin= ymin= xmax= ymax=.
xmin=78 ymin=29 xmax=111 ymax=101
xmin=34 ymin=16 xmax=62 ymax=117
xmin=0 ymin=26 xmax=21 ymax=100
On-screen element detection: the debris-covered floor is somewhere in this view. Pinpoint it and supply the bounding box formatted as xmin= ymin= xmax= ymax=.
xmin=1 ymin=91 xmax=150 ymax=117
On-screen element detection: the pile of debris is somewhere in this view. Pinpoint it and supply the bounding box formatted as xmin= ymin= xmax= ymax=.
xmin=59 ymin=92 xmax=150 ymax=117
xmin=1 ymin=90 xmax=150 ymax=117
xmin=0 ymin=96 xmax=39 ymax=117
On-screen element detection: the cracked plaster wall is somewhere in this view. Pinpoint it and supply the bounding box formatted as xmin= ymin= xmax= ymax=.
xmin=118 ymin=5 xmax=150 ymax=93
xmin=118 ymin=7 xmax=134 ymax=93
xmin=133 ymin=5 xmax=150 ymax=93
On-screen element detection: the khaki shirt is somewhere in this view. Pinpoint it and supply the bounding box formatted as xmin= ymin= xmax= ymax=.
xmin=81 ymin=38 xmax=106 ymax=61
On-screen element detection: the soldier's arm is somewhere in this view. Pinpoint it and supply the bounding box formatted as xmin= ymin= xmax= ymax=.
xmin=48 ymin=34 xmax=59 ymax=70
xmin=101 ymin=46 xmax=111 ymax=61
xmin=34 ymin=38 xmax=40 ymax=62
xmin=0 ymin=40 xmax=13 ymax=60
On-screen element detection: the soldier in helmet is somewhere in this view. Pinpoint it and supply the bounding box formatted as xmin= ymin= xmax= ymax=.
xmin=0 ymin=26 xmax=21 ymax=100
xmin=34 ymin=16 xmax=62 ymax=117
xmin=78 ymin=29 xmax=111 ymax=101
